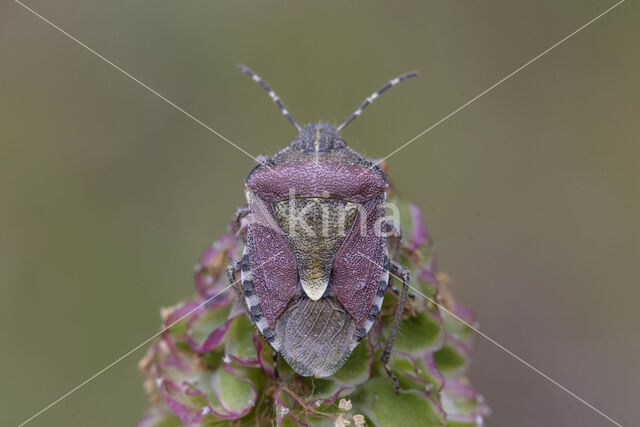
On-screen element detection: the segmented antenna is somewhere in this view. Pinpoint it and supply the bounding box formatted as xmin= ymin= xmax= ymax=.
xmin=338 ymin=71 xmax=419 ymax=131
xmin=237 ymin=64 xmax=301 ymax=131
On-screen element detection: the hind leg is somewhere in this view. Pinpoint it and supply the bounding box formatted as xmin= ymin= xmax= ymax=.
xmin=389 ymin=284 xmax=415 ymax=299
xmin=273 ymin=351 xmax=280 ymax=379
xmin=384 ymin=220 xmax=403 ymax=259
xmin=384 ymin=220 xmax=414 ymax=299
xmin=381 ymin=260 xmax=410 ymax=395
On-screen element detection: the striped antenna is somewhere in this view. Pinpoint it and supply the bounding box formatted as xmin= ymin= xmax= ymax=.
xmin=237 ymin=65 xmax=301 ymax=131
xmin=337 ymin=71 xmax=419 ymax=131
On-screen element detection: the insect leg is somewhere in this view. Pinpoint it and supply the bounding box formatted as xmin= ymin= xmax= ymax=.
xmin=384 ymin=219 xmax=403 ymax=256
xmin=384 ymin=220 xmax=414 ymax=299
xmin=273 ymin=351 xmax=280 ymax=380
xmin=231 ymin=206 xmax=250 ymax=233
xmin=226 ymin=260 xmax=249 ymax=313
xmin=388 ymin=284 xmax=415 ymax=299
xmin=226 ymin=259 xmax=241 ymax=283
xmin=382 ymin=259 xmax=410 ymax=395
xmin=384 ymin=219 xmax=403 ymax=238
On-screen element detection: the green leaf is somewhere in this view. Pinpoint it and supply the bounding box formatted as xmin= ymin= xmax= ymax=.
xmin=211 ymin=367 xmax=257 ymax=415
xmin=390 ymin=353 xmax=444 ymax=393
xmin=389 ymin=195 xmax=413 ymax=237
xmin=446 ymin=421 xmax=477 ymax=427
xmin=140 ymin=408 xmax=183 ymax=427
xmin=188 ymin=304 xmax=232 ymax=349
xmin=152 ymin=415 xmax=182 ymax=427
xmin=225 ymin=315 xmax=257 ymax=360
xmin=442 ymin=314 xmax=474 ymax=344
xmin=353 ymin=378 xmax=445 ymax=426
xmin=433 ymin=343 xmax=467 ymax=375
xmin=306 ymin=377 xmax=342 ymax=400
xmin=332 ymin=341 xmax=371 ymax=386
xmin=279 ymin=417 xmax=298 ymax=427
xmin=392 ymin=311 xmax=442 ymax=353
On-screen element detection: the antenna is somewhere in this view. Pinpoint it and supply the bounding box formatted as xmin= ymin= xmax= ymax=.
xmin=237 ymin=64 xmax=301 ymax=131
xmin=338 ymin=71 xmax=419 ymax=131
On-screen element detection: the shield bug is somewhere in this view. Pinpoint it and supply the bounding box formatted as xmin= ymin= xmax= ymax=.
xmin=227 ymin=65 xmax=417 ymax=392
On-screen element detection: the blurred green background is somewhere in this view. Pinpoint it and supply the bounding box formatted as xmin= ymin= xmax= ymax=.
xmin=1 ymin=1 xmax=638 ymax=425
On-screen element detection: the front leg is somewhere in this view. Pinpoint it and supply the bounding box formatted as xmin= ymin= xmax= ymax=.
xmin=226 ymin=259 xmax=249 ymax=313
xmin=231 ymin=206 xmax=250 ymax=233
xmin=384 ymin=220 xmax=403 ymax=258
xmin=385 ymin=219 xmax=424 ymax=263
xmin=233 ymin=206 xmax=250 ymax=225
xmin=384 ymin=220 xmax=414 ymax=298
xmin=381 ymin=259 xmax=410 ymax=395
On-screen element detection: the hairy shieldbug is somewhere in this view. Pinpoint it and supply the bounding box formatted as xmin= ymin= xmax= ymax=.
xmin=227 ymin=65 xmax=417 ymax=392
